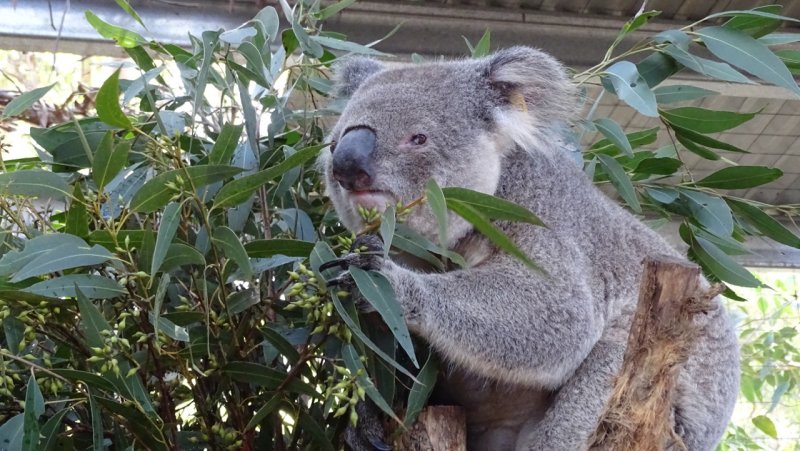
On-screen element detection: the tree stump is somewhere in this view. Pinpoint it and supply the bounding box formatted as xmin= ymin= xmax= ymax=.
xmin=588 ymin=256 xmax=724 ymax=451
xmin=393 ymin=406 xmax=467 ymax=451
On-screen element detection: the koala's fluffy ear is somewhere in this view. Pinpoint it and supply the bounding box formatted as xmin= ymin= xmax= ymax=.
xmin=333 ymin=57 xmax=385 ymax=98
xmin=485 ymin=46 xmax=578 ymax=126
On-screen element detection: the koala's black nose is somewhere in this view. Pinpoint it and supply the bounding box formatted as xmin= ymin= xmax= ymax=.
xmin=331 ymin=127 xmax=377 ymax=191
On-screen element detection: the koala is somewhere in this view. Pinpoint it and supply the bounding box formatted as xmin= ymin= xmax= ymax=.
xmin=319 ymin=47 xmax=740 ymax=451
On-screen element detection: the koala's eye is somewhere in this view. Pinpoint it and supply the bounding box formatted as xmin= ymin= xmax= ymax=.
xmin=329 ymin=140 xmax=337 ymax=153
xmin=409 ymin=134 xmax=427 ymax=146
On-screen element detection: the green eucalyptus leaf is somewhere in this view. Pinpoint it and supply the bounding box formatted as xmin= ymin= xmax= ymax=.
xmin=209 ymin=123 xmax=244 ymax=165
xmin=350 ymin=266 xmax=418 ymax=367
xmin=426 ymin=179 xmax=449 ymax=248
xmin=65 ymin=184 xmax=89 ymax=238
xmin=0 ymin=415 xmax=23 ymax=451
xmin=95 ymin=69 xmax=132 ymax=129
xmin=11 ymin=243 xmax=114 ymax=283
xmin=380 ymin=205 xmax=397 ymax=260
xmin=445 ymin=199 xmax=540 ymax=270
xmin=0 ymin=170 xmax=70 ymax=200
xmin=653 ymin=85 xmax=718 ymax=104
xmin=441 ymin=187 xmax=545 ymax=226
xmin=633 ymin=157 xmax=682 ymax=175
xmin=404 ymin=353 xmax=439 ymax=428
xmin=213 ymin=226 xmax=253 ymax=279
xmin=681 ymin=190 xmax=734 ymax=237
xmin=597 ymin=154 xmax=641 ymax=213
xmin=593 ymin=118 xmax=633 ymax=156
xmin=727 ymin=200 xmax=800 ymax=248
xmin=673 ymin=126 xmax=749 ymax=154
xmin=160 ymin=243 xmax=206 ymax=273
xmin=93 ymin=132 xmax=130 ymax=190
xmin=22 ymin=274 xmax=125 ymax=299
xmin=752 ymin=415 xmax=778 ymax=438
xmin=694 ymin=26 xmax=800 ymax=95
xmin=472 ymin=29 xmax=491 ymax=58
xmin=309 ymin=35 xmax=386 ymax=56
xmin=661 ymin=44 xmax=752 ymax=84
xmin=342 ymin=344 xmax=401 ymax=423
xmin=39 ymin=408 xmax=69 ymax=451
xmin=661 ymin=107 xmax=756 ymax=134
xmin=244 ymin=239 xmax=315 ymax=258
xmin=22 ymin=375 xmax=44 ymax=451
xmin=212 ymin=144 xmax=324 ymax=208
xmin=1 ymin=84 xmax=55 ymax=119
xmin=151 ymin=201 xmax=182 ymax=275
xmin=315 ymin=0 xmax=356 ymax=20
xmin=602 ymin=61 xmax=658 ymax=117
xmin=84 ymin=10 xmax=147 ymax=48
xmin=695 ymin=166 xmax=782 ymax=189
xmin=688 ymin=232 xmax=761 ymax=287
xmin=223 ymin=362 xmax=318 ymax=397
xmin=131 ymin=165 xmax=242 ymax=212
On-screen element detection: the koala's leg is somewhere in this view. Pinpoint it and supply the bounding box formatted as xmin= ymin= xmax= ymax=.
xmin=381 ymin=259 xmax=606 ymax=389
xmin=515 ymin=333 xmax=626 ymax=451
xmin=671 ymin=304 xmax=740 ymax=451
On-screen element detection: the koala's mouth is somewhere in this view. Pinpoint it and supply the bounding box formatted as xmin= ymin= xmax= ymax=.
xmin=346 ymin=190 xmax=396 ymax=212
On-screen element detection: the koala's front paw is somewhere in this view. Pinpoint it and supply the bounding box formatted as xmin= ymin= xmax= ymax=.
xmin=321 ymin=235 xmax=386 ymax=313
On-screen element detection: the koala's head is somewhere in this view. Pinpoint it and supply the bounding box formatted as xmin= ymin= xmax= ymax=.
xmin=320 ymin=46 xmax=576 ymax=245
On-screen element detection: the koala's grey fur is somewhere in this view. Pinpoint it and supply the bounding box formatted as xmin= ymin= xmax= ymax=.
xmin=320 ymin=47 xmax=740 ymax=451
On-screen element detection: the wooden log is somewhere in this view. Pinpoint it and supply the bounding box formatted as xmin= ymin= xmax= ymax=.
xmin=393 ymin=406 xmax=467 ymax=451
xmin=588 ymin=256 xmax=724 ymax=451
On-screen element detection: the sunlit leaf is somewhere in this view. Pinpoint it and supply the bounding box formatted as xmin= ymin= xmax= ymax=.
xmin=95 ymin=69 xmax=132 ymax=129
xmin=84 ymin=11 xmax=147 ymax=48
xmin=752 ymin=415 xmax=778 ymax=438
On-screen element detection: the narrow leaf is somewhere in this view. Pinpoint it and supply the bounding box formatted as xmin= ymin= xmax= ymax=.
xmin=441 ymin=187 xmax=545 ymax=226
xmin=22 ymin=375 xmax=44 ymax=451
xmin=213 ymin=144 xmax=324 ymax=208
xmin=690 ymin=234 xmax=761 ymax=287
xmin=23 ymin=274 xmax=126 ymax=299
xmin=404 ymin=353 xmax=438 ymax=428
xmin=342 ymin=344 xmax=401 ymax=423
xmin=752 ymin=415 xmax=778 ymax=438
xmin=1 ymin=84 xmax=55 ymax=119
xmin=593 ymin=118 xmax=633 ymax=156
xmin=661 ymin=107 xmax=755 ymax=133
xmin=209 ymin=123 xmax=244 ymax=165
xmin=728 ymin=199 xmax=800 ymax=248
xmin=93 ymin=132 xmax=130 ymax=190
xmin=426 ymin=179 xmax=449 ymax=248
xmin=694 ymin=26 xmax=800 ymax=95
xmin=350 ymin=266 xmax=418 ymax=367
xmin=445 ymin=199 xmax=540 ymax=270
xmin=653 ymin=85 xmax=718 ymax=104
xmin=151 ymin=201 xmax=182 ymax=275
xmin=597 ymin=154 xmax=641 ymax=213
xmin=696 ymin=166 xmax=782 ymax=189
xmin=131 ymin=165 xmax=242 ymax=212
xmin=84 ymin=11 xmax=147 ymax=48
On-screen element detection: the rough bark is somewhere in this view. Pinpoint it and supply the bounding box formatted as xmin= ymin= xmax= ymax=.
xmin=588 ymin=256 xmax=724 ymax=451
xmin=393 ymin=406 xmax=467 ymax=451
